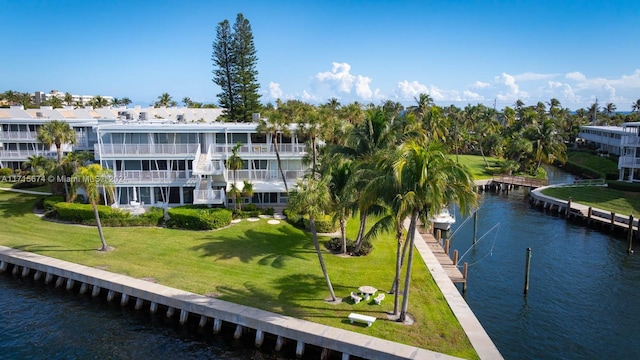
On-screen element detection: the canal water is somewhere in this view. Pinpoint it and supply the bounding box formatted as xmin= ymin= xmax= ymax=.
xmin=2 ymin=166 xmax=638 ymax=359
xmin=449 ymin=167 xmax=640 ymax=359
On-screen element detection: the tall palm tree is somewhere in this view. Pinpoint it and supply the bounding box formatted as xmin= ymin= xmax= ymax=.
xmin=64 ymin=92 xmax=73 ymax=105
xmin=257 ymin=107 xmax=291 ymax=192
xmin=632 ymin=99 xmax=640 ymax=113
xmin=393 ymin=137 xmax=477 ymax=322
xmin=70 ymin=164 xmax=114 ymax=252
xmin=110 ymin=98 xmax=120 ymax=107
xmin=526 ymin=118 xmax=568 ymax=172
xmin=120 ymin=97 xmax=132 ymax=107
xmin=240 ymin=180 xmax=254 ymax=209
xmin=602 ymin=102 xmax=617 ymax=118
xmin=22 ymin=155 xmax=54 ymax=179
xmin=298 ymin=105 xmax=328 ymax=176
xmin=154 ymin=93 xmax=176 ymax=108
xmin=287 ymin=177 xmax=337 ymax=302
xmin=226 ymin=143 xmax=244 ymax=210
xmin=37 ymin=120 xmax=76 ymax=199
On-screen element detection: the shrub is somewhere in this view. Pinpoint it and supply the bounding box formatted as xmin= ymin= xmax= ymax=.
xmin=12 ymin=181 xmax=46 ymax=189
xmin=167 ymin=206 xmax=232 ymax=230
xmin=283 ymin=209 xmax=304 ymax=228
xmin=42 ymin=195 xmax=65 ymax=211
xmin=0 ymin=168 xmax=12 ymax=177
xmin=303 ymin=214 xmax=337 ymax=233
xmin=606 ymin=181 xmax=640 ymax=192
xmin=325 ymin=237 xmax=373 ymax=256
xmin=243 ymin=203 xmax=259 ymax=211
xmin=50 ymin=202 xmax=164 ymax=227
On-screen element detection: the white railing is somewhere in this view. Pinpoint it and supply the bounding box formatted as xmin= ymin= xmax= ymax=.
xmin=227 ymin=169 xmax=306 ymax=181
xmin=621 ymin=136 xmax=640 ymax=146
xmin=0 ymin=150 xmax=57 ymax=159
xmin=98 ymin=143 xmax=199 ymax=156
xmin=213 ymin=143 xmax=306 ymax=155
xmin=193 ymin=189 xmax=226 ymax=204
xmin=116 ymin=170 xmax=188 ymax=183
xmin=0 ymin=132 xmax=38 ymax=140
xmin=191 ymin=145 xmax=202 ymax=174
xmin=619 ymin=156 xmax=640 ymax=167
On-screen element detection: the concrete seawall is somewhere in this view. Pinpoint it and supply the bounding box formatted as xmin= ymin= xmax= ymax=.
xmin=0 ymin=245 xmax=462 ymax=360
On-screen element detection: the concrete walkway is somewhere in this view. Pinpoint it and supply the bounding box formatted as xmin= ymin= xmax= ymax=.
xmin=406 ymin=219 xmax=504 ymax=359
xmin=0 ymin=187 xmax=52 ymax=195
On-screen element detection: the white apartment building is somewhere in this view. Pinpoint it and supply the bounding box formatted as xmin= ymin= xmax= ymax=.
xmin=578 ymin=123 xmax=640 ymax=182
xmin=0 ymin=105 xmax=309 ymax=209
xmin=33 ymin=90 xmax=114 ymax=106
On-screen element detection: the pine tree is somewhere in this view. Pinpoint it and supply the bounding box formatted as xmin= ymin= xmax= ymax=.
xmin=212 ymin=19 xmax=238 ymax=121
xmin=232 ymin=13 xmax=261 ymax=122
xmin=212 ymin=14 xmax=261 ymax=122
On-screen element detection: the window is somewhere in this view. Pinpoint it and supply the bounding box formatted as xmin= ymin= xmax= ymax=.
xmin=215 ymin=133 xmax=226 ymax=144
xmin=231 ymin=133 xmax=247 ymax=143
xmin=251 ymin=133 xmax=266 ymax=144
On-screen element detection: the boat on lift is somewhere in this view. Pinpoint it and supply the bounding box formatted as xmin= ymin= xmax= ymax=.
xmin=428 ymin=207 xmax=456 ymax=231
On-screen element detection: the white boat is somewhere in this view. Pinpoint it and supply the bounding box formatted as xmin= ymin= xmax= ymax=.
xmin=428 ymin=207 xmax=456 ymax=231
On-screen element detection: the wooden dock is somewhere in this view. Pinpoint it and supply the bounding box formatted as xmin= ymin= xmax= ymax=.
xmin=418 ymin=224 xmax=466 ymax=284
xmin=491 ymin=174 xmax=548 ymax=189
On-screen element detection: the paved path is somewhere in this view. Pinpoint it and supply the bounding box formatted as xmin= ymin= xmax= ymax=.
xmin=0 ymin=187 xmax=52 ymax=195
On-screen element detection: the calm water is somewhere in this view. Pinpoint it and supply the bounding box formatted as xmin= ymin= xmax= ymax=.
xmin=3 ymin=166 xmax=639 ymax=359
xmin=449 ymin=167 xmax=640 ymax=359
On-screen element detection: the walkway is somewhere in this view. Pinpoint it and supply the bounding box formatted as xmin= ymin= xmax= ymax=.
xmin=0 ymin=187 xmax=52 ymax=195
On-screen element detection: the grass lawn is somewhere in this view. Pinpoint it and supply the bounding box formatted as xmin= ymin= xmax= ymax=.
xmin=0 ymin=189 xmax=478 ymax=359
xmin=541 ymin=186 xmax=640 ymax=216
xmin=567 ymin=150 xmax=619 ymax=177
xmin=455 ymin=155 xmax=502 ymax=180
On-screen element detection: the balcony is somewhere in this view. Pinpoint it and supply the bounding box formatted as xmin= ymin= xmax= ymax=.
xmin=97 ymin=143 xmax=199 ymax=157
xmin=0 ymin=132 xmax=38 ymax=140
xmin=621 ymin=136 xmax=640 ymax=147
xmin=0 ymin=149 xmax=57 ymax=159
xmin=227 ymin=169 xmax=306 ymax=181
xmin=619 ymin=156 xmax=640 ymax=168
xmin=212 ymin=143 xmax=306 ymax=155
xmin=115 ymin=170 xmax=190 ymax=183
xmin=193 ymin=189 xmax=226 ymax=205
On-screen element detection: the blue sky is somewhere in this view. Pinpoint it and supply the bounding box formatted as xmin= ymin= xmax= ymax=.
xmin=2 ymin=0 xmax=639 ymax=110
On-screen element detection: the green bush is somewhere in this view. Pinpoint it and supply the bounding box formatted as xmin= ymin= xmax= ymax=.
xmin=243 ymin=203 xmax=259 ymax=211
xmin=303 ymin=214 xmax=337 ymax=233
xmin=0 ymin=168 xmax=12 ymax=177
xmin=42 ymin=195 xmax=65 ymax=211
xmin=325 ymin=237 xmax=373 ymax=256
xmin=50 ymin=202 xmax=163 ymax=227
xmin=560 ymin=162 xmax=605 ymax=180
xmin=167 ymin=206 xmax=232 ymax=230
xmin=12 ymin=181 xmax=46 ymax=189
xmin=283 ymin=209 xmax=304 ymax=228
xmin=606 ymin=181 xmax=640 ymax=192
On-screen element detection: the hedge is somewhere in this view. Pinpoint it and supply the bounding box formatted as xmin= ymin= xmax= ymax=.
xmin=606 ymin=181 xmax=640 ymax=192
xmin=325 ymin=237 xmax=373 ymax=256
xmin=303 ymin=214 xmax=337 ymax=233
xmin=51 ymin=202 xmax=163 ymax=227
xmin=166 ymin=207 xmax=232 ymax=230
xmin=0 ymin=168 xmax=12 ymax=177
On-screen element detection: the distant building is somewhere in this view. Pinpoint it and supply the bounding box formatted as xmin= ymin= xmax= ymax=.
xmin=32 ymin=90 xmax=114 ymax=106
xmin=0 ymin=105 xmax=307 ymax=209
xmin=578 ymin=123 xmax=640 ymax=182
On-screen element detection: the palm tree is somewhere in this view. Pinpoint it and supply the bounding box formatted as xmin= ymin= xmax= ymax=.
xmin=602 ymin=102 xmax=617 ymax=118
xmin=240 ymin=180 xmax=254 ymax=209
xmin=182 ymin=97 xmax=193 ymax=107
xmin=226 ymin=143 xmax=244 ymax=210
xmin=632 ymin=99 xmax=640 ymax=113
xmin=70 ymin=164 xmax=114 ymax=252
xmin=37 ymin=120 xmax=76 ymax=199
xmin=110 ymin=98 xmax=121 ymax=107
xmin=298 ymin=105 xmax=328 ymax=176
xmin=526 ymin=118 xmax=568 ymax=172
xmin=409 ymin=93 xmax=434 ymax=117
xmin=393 ymin=137 xmax=477 ymax=322
xmin=154 ymin=93 xmax=176 ymax=108
xmin=22 ymin=155 xmax=54 ymax=179
xmin=64 ymin=92 xmax=73 ymax=105
xmin=120 ymin=97 xmax=132 ymax=107
xmin=287 ymin=177 xmax=337 ymax=302
xmin=257 ymin=107 xmax=291 ymax=192
xmin=90 ymin=95 xmax=109 ymax=108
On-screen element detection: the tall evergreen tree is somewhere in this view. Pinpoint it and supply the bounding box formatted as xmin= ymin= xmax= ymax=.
xmin=212 ymin=19 xmax=238 ymax=121
xmin=232 ymin=13 xmax=261 ymax=122
xmin=212 ymin=14 xmax=261 ymax=122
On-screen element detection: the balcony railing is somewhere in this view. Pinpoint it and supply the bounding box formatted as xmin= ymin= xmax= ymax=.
xmin=193 ymin=189 xmax=226 ymax=205
xmin=212 ymin=143 xmax=306 ymax=155
xmin=0 ymin=132 xmax=38 ymax=140
xmin=98 ymin=143 xmax=199 ymax=156
xmin=0 ymin=150 xmax=57 ymax=159
xmin=621 ymin=136 xmax=640 ymax=146
xmin=619 ymin=156 xmax=640 ymax=167
xmin=115 ymin=170 xmax=189 ymax=183
xmin=227 ymin=169 xmax=306 ymax=181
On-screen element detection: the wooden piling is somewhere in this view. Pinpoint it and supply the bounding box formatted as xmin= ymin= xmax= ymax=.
xmin=473 ymin=211 xmax=478 ymax=245
xmin=462 ymin=262 xmax=468 ymax=294
xmin=444 ymin=239 xmax=450 ymax=255
xmin=524 ymin=248 xmax=532 ymax=295
xmin=628 ymin=214 xmax=634 ymax=254
xmin=611 ymin=212 xmax=615 ymax=232
xmin=453 ymin=249 xmax=459 ymax=266
xmin=566 ymin=197 xmax=572 ymax=220
xmin=587 ymin=207 xmax=592 ymax=225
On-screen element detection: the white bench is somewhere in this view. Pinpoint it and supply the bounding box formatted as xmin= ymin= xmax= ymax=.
xmin=350 ymin=291 xmax=362 ymax=304
xmin=348 ymin=313 xmax=376 ymax=327
xmin=373 ymin=293 xmax=385 ymax=305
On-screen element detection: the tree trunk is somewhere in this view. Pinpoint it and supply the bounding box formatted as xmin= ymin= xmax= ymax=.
xmin=56 ymin=144 xmax=69 ymax=201
xmin=354 ymin=212 xmax=367 ymax=252
xmin=274 ymin=135 xmax=288 ymax=192
xmin=399 ymin=209 xmax=419 ymax=322
xmin=340 ymin=217 xmax=347 ymax=254
xmin=392 ymin=221 xmax=404 ymax=316
xmin=312 ymin=137 xmax=317 ymax=177
xmin=93 ymin=202 xmax=108 ymax=251
xmin=310 ymin=216 xmax=336 ymax=301
xmin=479 ymin=139 xmax=489 ymax=167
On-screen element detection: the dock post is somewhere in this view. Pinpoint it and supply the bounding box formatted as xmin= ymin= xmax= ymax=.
xmin=610 ymin=212 xmax=615 ymax=232
xmin=524 ymin=248 xmax=532 ymax=295
xmin=444 ymin=239 xmax=450 ymax=255
xmin=452 ymin=249 xmax=459 ymax=266
xmin=462 ymin=262 xmax=468 ymax=295
xmin=436 ymin=229 xmax=441 ymax=245
xmin=587 ymin=207 xmax=592 ymax=225
xmin=473 ymin=210 xmax=478 ymax=245
xmin=628 ymin=214 xmax=634 ymax=254
xmin=566 ymin=197 xmax=572 ymax=220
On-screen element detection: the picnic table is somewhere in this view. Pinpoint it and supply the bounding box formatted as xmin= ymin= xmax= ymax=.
xmin=358 ymin=285 xmax=377 ymax=300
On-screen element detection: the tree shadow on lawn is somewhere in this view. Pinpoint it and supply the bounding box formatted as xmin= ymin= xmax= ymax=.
xmin=12 ymin=244 xmax=97 ymax=253
xmin=215 ymin=273 xmax=353 ymax=319
xmin=0 ymin=194 xmax=41 ymax=218
xmin=191 ymin=225 xmax=316 ymax=268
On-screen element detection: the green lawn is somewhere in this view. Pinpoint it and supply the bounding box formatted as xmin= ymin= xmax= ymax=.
xmin=455 ymin=155 xmax=502 ymax=180
xmin=0 ymin=189 xmax=478 ymax=359
xmin=541 ymin=186 xmax=640 ymax=216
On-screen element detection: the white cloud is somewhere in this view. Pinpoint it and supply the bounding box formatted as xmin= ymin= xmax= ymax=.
xmin=463 ymin=90 xmax=484 ymax=101
xmin=268 ymin=82 xmax=283 ymax=99
xmin=309 ymin=62 xmax=382 ymax=102
xmin=565 ymin=71 xmax=587 ymax=82
xmin=494 ymin=72 xmax=528 ymax=101
xmin=315 ymin=62 xmax=356 ymax=94
xmin=396 ymin=80 xmax=429 ymax=98
xmin=471 ymin=81 xmax=491 ymax=89
xmin=514 ymin=72 xmax=557 ymax=81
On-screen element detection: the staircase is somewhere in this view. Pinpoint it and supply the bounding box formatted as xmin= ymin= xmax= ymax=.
xmin=196 ymin=154 xmax=209 ymax=173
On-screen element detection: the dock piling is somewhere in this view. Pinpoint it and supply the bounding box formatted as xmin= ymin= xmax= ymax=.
xmin=524 ymin=248 xmax=532 ymax=295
